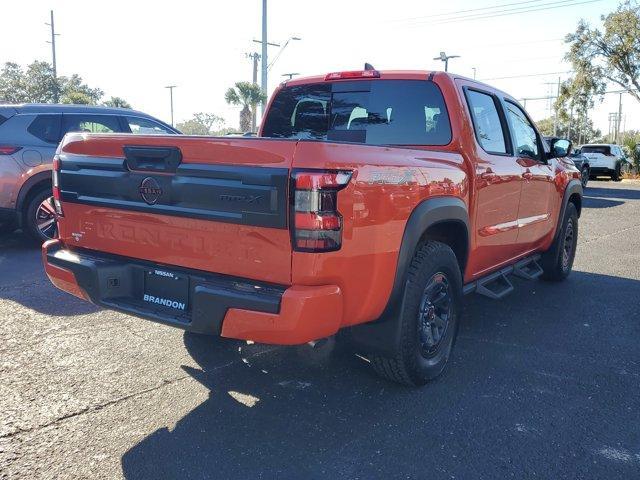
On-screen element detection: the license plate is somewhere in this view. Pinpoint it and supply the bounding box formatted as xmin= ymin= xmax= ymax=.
xmin=143 ymin=269 xmax=189 ymax=314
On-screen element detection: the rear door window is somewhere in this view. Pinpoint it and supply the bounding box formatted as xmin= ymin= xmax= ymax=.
xmin=62 ymin=115 xmax=122 ymax=135
xmin=27 ymin=114 xmax=62 ymax=144
xmin=262 ymin=80 xmax=451 ymax=145
xmin=465 ymin=90 xmax=507 ymax=154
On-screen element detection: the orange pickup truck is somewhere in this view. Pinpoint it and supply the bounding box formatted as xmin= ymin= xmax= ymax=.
xmin=43 ymin=69 xmax=582 ymax=385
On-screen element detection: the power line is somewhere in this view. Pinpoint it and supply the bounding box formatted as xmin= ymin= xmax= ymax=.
xmin=391 ymin=0 xmax=548 ymax=22
xmin=429 ymin=0 xmax=602 ymax=25
xmin=480 ymin=71 xmax=573 ymax=81
xmin=402 ymin=0 xmax=603 ymax=26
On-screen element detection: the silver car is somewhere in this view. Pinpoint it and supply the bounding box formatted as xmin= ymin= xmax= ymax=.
xmin=0 ymin=104 xmax=179 ymax=242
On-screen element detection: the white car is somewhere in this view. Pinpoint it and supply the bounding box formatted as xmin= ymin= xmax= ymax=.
xmin=580 ymin=144 xmax=630 ymax=181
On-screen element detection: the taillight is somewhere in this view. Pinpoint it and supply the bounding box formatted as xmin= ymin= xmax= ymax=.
xmin=324 ymin=70 xmax=380 ymax=81
xmin=52 ymin=155 xmax=64 ymax=217
xmin=0 ymin=145 xmax=22 ymax=155
xmin=291 ymin=170 xmax=352 ymax=252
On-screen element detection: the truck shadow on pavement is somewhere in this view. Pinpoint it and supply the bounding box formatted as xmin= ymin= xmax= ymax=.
xmin=120 ymin=269 xmax=640 ymax=480
xmin=582 ymin=184 xmax=640 ymax=209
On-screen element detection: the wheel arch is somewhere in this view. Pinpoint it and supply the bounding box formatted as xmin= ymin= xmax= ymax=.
xmin=550 ymin=179 xmax=582 ymax=246
xmin=349 ymin=196 xmax=470 ymax=356
xmin=16 ymin=171 xmax=52 ymax=226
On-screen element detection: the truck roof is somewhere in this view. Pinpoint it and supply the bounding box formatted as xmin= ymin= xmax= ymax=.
xmin=281 ymin=70 xmax=511 ymax=98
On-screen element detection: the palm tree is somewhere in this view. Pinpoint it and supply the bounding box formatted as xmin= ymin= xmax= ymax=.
xmin=224 ymin=82 xmax=266 ymax=133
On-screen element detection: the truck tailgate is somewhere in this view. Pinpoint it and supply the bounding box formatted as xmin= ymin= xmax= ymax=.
xmin=56 ymin=135 xmax=295 ymax=285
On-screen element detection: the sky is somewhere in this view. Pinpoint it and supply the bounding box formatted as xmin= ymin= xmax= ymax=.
xmin=1 ymin=0 xmax=634 ymax=137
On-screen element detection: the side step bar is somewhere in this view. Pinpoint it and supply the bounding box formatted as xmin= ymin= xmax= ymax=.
xmin=463 ymin=255 xmax=542 ymax=299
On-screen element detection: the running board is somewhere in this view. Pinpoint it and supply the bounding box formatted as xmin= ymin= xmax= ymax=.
xmin=513 ymin=256 xmax=543 ymax=280
xmin=463 ymin=254 xmax=542 ymax=299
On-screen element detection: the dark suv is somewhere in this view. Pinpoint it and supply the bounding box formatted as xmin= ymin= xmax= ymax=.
xmin=0 ymin=104 xmax=179 ymax=241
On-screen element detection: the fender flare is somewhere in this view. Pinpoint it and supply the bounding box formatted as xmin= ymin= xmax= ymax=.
xmin=552 ymin=179 xmax=583 ymax=243
xmin=16 ymin=171 xmax=52 ymax=224
xmin=349 ymin=196 xmax=470 ymax=356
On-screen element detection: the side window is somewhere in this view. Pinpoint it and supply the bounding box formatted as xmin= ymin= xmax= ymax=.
xmin=125 ymin=116 xmax=174 ymax=135
xmin=27 ymin=115 xmax=62 ymax=144
xmin=465 ymin=90 xmax=507 ymax=154
xmin=62 ymin=115 xmax=121 ymax=135
xmin=505 ymin=102 xmax=539 ymax=160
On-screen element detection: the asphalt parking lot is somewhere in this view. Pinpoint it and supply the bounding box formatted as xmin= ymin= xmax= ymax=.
xmin=1 ymin=180 xmax=639 ymax=479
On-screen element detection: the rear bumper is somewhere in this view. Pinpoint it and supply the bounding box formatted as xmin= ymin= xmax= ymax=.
xmin=589 ymin=167 xmax=615 ymax=175
xmin=42 ymin=240 xmax=343 ymax=344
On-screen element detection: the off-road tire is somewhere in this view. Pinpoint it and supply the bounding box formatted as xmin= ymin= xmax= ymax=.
xmin=541 ymin=202 xmax=578 ymax=282
xmin=370 ymin=241 xmax=462 ymax=386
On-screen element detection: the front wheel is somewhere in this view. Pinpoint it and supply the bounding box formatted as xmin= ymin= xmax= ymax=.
xmin=24 ymin=189 xmax=58 ymax=244
xmin=541 ymin=202 xmax=578 ymax=282
xmin=370 ymin=241 xmax=462 ymax=386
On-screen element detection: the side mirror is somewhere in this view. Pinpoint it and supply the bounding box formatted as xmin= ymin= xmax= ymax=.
xmin=550 ymin=138 xmax=572 ymax=158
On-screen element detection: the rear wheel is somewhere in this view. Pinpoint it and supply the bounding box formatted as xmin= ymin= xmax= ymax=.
xmin=612 ymin=164 xmax=622 ymax=182
xmin=23 ymin=189 xmax=57 ymax=244
xmin=370 ymin=241 xmax=462 ymax=386
xmin=580 ymin=167 xmax=589 ymax=188
xmin=541 ymin=202 xmax=578 ymax=282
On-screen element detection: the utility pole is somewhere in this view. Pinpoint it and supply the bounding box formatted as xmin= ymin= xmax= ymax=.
xmin=616 ymin=92 xmax=623 ymax=142
xmin=261 ymin=0 xmax=268 ymax=114
xmin=246 ymin=52 xmax=261 ymax=131
xmin=555 ymin=76 xmax=560 ymax=136
xmin=165 ymin=85 xmax=176 ymax=127
xmin=472 ymin=67 xmax=477 ymax=80
xmin=45 ymin=10 xmax=59 ymax=102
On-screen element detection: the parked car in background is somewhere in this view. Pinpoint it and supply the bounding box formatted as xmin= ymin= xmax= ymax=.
xmin=580 ymin=143 xmax=630 ymax=181
xmin=0 ymin=104 xmax=179 ymax=242
xmin=569 ymin=148 xmax=590 ymax=188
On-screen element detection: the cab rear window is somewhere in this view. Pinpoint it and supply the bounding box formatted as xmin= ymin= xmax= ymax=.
xmin=262 ymin=80 xmax=451 ymax=146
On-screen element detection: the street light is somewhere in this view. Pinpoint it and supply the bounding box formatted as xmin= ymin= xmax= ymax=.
xmin=282 ymin=73 xmax=299 ymax=80
xmin=268 ymin=36 xmax=301 ymax=71
xmin=433 ymin=51 xmax=460 ymax=72
xmin=165 ymin=85 xmax=176 ymax=127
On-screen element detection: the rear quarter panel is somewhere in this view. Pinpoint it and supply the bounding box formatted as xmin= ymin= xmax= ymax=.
xmin=291 ymin=141 xmax=469 ymax=327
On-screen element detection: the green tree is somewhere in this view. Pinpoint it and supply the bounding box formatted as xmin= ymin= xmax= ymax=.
xmin=0 ymin=63 xmax=26 ymax=103
xmin=565 ymin=1 xmax=640 ymax=104
xmin=620 ymin=130 xmax=640 ymax=171
xmin=536 ymin=115 xmax=601 ymax=144
xmin=224 ymin=82 xmax=266 ymax=133
xmin=0 ymin=61 xmax=104 ymax=105
xmin=176 ymin=112 xmax=225 ymax=135
xmin=103 ymin=96 xmax=132 ymax=109
xmin=61 ymin=91 xmax=93 ymax=105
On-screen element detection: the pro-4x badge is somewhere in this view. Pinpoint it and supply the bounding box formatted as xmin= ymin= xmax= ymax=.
xmin=139 ymin=177 xmax=162 ymax=205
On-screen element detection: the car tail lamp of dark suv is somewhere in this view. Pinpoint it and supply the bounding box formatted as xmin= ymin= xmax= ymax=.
xmin=52 ymin=155 xmax=64 ymax=216
xmin=291 ymin=170 xmax=352 ymax=252
xmin=0 ymin=145 xmax=22 ymax=155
